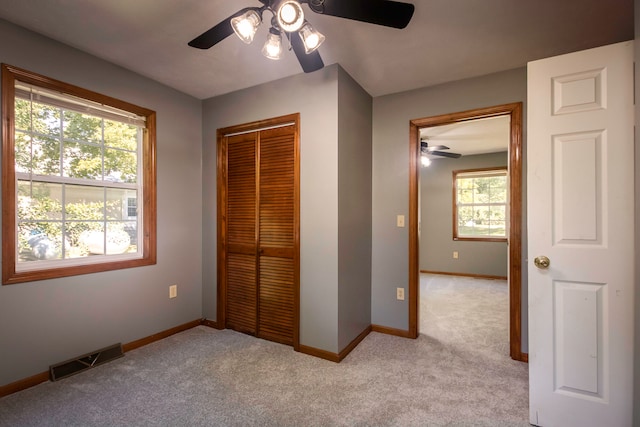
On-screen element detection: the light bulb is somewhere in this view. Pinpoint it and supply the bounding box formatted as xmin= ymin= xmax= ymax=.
xmin=421 ymin=155 xmax=431 ymax=167
xmin=280 ymin=4 xmax=297 ymax=24
xmin=276 ymin=0 xmax=304 ymax=32
xmin=262 ymin=29 xmax=283 ymax=60
xmin=298 ymin=22 xmax=325 ymax=53
xmin=231 ymin=10 xmax=261 ymax=44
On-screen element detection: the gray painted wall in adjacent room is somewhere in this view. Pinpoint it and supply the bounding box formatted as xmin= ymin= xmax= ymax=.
xmin=420 ymin=152 xmax=508 ymax=277
xmin=0 ymin=20 xmax=203 ymax=386
xmin=201 ymin=65 xmax=341 ymax=353
xmin=371 ymin=68 xmax=528 ymax=352
xmin=337 ymin=67 xmax=372 ymax=351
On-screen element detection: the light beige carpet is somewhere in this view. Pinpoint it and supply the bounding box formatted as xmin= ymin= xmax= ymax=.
xmin=0 ymin=274 xmax=529 ymax=426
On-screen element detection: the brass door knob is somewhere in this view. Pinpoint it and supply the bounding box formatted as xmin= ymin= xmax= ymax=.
xmin=534 ymin=256 xmax=550 ymax=269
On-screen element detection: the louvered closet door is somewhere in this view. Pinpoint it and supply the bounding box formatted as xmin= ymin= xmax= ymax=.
xmin=257 ymin=126 xmax=296 ymax=345
xmin=225 ymin=132 xmax=257 ymax=335
xmin=222 ymin=120 xmax=298 ymax=347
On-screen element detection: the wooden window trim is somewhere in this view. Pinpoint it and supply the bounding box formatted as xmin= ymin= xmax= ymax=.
xmin=452 ymin=166 xmax=508 ymax=242
xmin=2 ymin=64 xmax=156 ymax=285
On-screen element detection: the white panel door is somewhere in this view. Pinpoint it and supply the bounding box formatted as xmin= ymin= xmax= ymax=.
xmin=527 ymin=41 xmax=634 ymax=427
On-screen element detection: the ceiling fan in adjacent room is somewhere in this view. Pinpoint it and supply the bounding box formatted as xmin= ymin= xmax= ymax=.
xmin=188 ymin=0 xmax=415 ymax=73
xmin=420 ymin=139 xmax=461 ymax=167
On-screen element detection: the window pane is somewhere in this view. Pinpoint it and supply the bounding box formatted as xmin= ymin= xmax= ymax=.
xmin=18 ymin=222 xmax=64 ymax=262
xmin=104 ymin=119 xmax=138 ymax=151
xmin=32 ymin=102 xmax=61 ymax=138
xmin=15 ymin=98 xmax=32 ymax=131
xmin=65 ymin=221 xmax=104 ymax=258
xmin=77 ymin=223 xmax=106 ymax=256
xmin=17 ymin=181 xmax=63 ymax=221
xmin=65 ymin=185 xmax=105 ymax=220
xmin=105 ymin=188 xmax=134 ymax=220
xmin=458 ymin=206 xmax=473 ymax=225
xmin=123 ymin=221 xmax=138 ymax=248
xmin=32 ymin=135 xmax=61 ymax=176
xmin=457 ymin=189 xmax=473 ymax=204
xmin=490 ymin=205 xmax=506 ymax=221
xmin=473 ymin=205 xmax=490 ymax=225
xmin=457 ymin=177 xmax=474 ymax=190
xmin=63 ymin=110 xmax=102 ymax=143
xmin=490 ymin=188 xmax=507 ymax=203
xmin=15 ymin=131 xmax=32 ymax=173
xmin=63 ymin=141 xmax=103 ymax=180
xmin=106 ymin=222 xmax=134 ymax=254
xmin=104 ymin=147 xmax=137 ymax=184
xmin=474 ymin=186 xmax=490 ymax=203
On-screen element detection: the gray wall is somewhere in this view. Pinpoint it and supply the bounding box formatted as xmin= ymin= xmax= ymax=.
xmin=633 ymin=0 xmax=639 ymax=423
xmin=201 ymin=65 xmax=374 ymax=355
xmin=420 ymin=152 xmax=508 ymax=277
xmin=371 ymin=68 xmax=528 ymax=353
xmin=0 ymin=20 xmax=203 ymax=386
xmin=337 ymin=67 xmax=373 ymax=351
xmin=202 ymin=65 xmax=341 ymax=353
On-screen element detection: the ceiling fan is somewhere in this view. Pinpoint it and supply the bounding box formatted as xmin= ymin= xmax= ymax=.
xmin=421 ymin=139 xmax=462 ymax=159
xmin=188 ymin=0 xmax=415 ymax=73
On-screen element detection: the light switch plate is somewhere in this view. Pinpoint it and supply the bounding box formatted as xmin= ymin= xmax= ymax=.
xmin=397 ymin=215 xmax=405 ymax=227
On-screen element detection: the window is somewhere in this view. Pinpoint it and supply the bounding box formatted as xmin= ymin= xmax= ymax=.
xmin=2 ymin=64 xmax=156 ymax=284
xmin=453 ymin=167 xmax=507 ymax=241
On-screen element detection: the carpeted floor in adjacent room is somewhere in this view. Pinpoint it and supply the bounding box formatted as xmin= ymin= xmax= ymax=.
xmin=0 ymin=273 xmax=529 ymax=426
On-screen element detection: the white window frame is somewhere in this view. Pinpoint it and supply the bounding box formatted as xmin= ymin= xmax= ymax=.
xmin=453 ymin=167 xmax=508 ymax=242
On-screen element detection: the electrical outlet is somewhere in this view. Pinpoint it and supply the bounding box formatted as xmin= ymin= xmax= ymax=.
xmin=169 ymin=284 xmax=177 ymax=299
xmin=396 ymin=287 xmax=405 ymax=301
xmin=453 ymin=251 xmax=459 ymax=259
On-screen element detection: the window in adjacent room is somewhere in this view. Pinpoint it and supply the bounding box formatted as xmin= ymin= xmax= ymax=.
xmin=453 ymin=167 xmax=507 ymax=241
xmin=2 ymin=64 xmax=156 ymax=284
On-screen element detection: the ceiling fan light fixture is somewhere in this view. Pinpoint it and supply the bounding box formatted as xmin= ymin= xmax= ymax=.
xmin=262 ymin=27 xmax=283 ymax=60
xmin=231 ymin=9 xmax=262 ymax=44
xmin=420 ymin=155 xmax=431 ymax=167
xmin=298 ymin=22 xmax=325 ymax=53
xmin=276 ymin=0 xmax=305 ymax=32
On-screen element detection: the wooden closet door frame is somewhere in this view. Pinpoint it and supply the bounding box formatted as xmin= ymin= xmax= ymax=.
xmin=216 ymin=113 xmax=301 ymax=350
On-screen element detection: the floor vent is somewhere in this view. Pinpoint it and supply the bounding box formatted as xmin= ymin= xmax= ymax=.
xmin=49 ymin=343 xmax=123 ymax=381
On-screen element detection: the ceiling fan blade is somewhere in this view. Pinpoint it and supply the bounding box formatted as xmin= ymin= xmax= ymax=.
xmin=289 ymin=32 xmax=325 ymax=73
xmin=431 ymin=150 xmax=462 ymax=159
xmin=188 ymin=7 xmax=258 ymax=49
xmin=421 ymin=140 xmax=450 ymax=152
xmin=188 ymin=18 xmax=234 ymax=49
xmin=427 ymin=145 xmax=449 ymax=151
xmin=306 ymin=0 xmax=415 ymax=29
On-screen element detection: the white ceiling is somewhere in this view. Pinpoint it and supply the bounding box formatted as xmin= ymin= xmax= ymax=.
xmin=0 ymin=0 xmax=633 ymax=100
xmin=421 ymin=115 xmax=510 ymax=159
